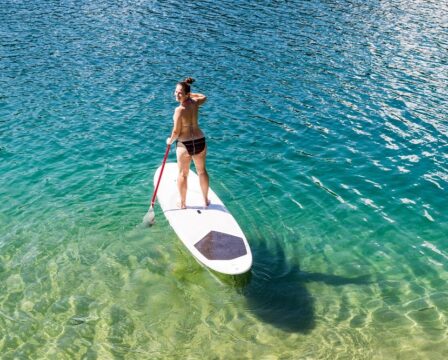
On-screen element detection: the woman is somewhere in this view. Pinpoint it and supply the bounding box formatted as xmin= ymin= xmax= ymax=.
xmin=166 ymin=77 xmax=209 ymax=209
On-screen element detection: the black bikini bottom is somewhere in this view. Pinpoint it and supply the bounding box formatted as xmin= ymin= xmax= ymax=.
xmin=177 ymin=137 xmax=206 ymax=156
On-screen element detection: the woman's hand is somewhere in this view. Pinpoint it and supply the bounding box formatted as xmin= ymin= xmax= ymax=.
xmin=190 ymin=93 xmax=207 ymax=105
xmin=166 ymin=137 xmax=172 ymax=145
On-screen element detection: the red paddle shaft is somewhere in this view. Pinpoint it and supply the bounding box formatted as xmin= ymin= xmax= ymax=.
xmin=150 ymin=144 xmax=171 ymax=207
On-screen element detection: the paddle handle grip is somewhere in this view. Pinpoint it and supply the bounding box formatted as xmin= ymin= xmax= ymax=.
xmin=151 ymin=144 xmax=171 ymax=207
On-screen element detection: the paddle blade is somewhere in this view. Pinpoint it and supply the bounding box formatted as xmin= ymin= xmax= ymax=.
xmin=142 ymin=206 xmax=155 ymax=227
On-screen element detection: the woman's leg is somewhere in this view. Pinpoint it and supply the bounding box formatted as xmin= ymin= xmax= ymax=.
xmin=176 ymin=144 xmax=191 ymax=209
xmin=192 ymin=145 xmax=209 ymax=207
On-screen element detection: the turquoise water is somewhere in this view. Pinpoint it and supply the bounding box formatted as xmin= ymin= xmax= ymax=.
xmin=1 ymin=0 xmax=447 ymax=358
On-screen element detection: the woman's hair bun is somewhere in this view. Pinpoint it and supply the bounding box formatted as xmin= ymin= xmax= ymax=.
xmin=184 ymin=77 xmax=195 ymax=84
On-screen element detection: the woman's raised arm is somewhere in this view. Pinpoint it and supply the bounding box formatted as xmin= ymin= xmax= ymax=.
xmin=190 ymin=93 xmax=207 ymax=105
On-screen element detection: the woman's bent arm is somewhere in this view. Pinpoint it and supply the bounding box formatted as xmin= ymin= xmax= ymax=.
xmin=190 ymin=93 xmax=207 ymax=105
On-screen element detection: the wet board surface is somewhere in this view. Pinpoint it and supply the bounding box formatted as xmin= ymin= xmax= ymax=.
xmin=154 ymin=163 xmax=252 ymax=275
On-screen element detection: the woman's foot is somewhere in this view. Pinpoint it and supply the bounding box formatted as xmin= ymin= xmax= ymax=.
xmin=176 ymin=201 xmax=187 ymax=209
xmin=204 ymin=199 xmax=211 ymax=208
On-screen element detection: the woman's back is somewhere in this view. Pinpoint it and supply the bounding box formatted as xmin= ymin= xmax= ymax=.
xmin=177 ymin=99 xmax=204 ymax=141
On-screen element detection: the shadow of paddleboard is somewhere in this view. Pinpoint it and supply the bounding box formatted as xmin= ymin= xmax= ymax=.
xmin=221 ymin=240 xmax=371 ymax=333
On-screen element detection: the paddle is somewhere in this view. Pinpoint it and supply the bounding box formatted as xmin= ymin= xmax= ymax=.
xmin=142 ymin=144 xmax=171 ymax=226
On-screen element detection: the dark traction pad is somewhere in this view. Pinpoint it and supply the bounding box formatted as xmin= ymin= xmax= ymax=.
xmin=194 ymin=231 xmax=247 ymax=260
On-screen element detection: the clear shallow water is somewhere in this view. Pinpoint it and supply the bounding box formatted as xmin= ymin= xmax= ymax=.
xmin=1 ymin=0 xmax=447 ymax=358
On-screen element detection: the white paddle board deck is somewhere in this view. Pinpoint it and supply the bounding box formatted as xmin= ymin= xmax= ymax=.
xmin=154 ymin=163 xmax=252 ymax=275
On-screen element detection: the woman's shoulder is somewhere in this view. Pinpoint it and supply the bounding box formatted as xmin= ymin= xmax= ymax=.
xmin=173 ymin=106 xmax=184 ymax=120
xmin=176 ymin=102 xmax=198 ymax=111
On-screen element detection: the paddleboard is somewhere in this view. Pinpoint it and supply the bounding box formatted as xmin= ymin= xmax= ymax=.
xmin=154 ymin=163 xmax=252 ymax=275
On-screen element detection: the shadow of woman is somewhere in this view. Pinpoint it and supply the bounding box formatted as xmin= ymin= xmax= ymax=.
xmin=221 ymin=240 xmax=370 ymax=333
